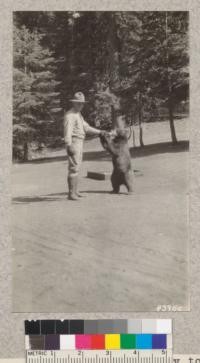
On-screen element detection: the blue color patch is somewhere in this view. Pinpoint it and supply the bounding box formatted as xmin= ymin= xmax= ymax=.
xmin=152 ymin=334 xmax=167 ymax=349
xmin=136 ymin=334 xmax=152 ymax=349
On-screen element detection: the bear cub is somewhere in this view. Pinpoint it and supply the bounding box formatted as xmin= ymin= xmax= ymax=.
xmin=100 ymin=129 xmax=133 ymax=194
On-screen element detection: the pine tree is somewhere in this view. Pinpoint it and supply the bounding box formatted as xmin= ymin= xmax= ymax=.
xmin=112 ymin=12 xmax=147 ymax=145
xmin=139 ymin=11 xmax=189 ymax=143
xmin=13 ymin=24 xmax=61 ymax=161
xmin=13 ymin=11 xmax=189 ymax=151
xmin=113 ymin=11 xmax=189 ymax=145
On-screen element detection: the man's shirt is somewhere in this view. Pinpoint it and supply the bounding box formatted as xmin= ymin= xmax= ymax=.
xmin=64 ymin=109 xmax=99 ymax=146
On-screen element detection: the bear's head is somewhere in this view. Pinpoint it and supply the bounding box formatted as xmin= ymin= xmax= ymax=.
xmin=113 ymin=129 xmax=128 ymax=143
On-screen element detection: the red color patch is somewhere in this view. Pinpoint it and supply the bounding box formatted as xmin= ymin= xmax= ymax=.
xmin=91 ymin=335 xmax=105 ymax=349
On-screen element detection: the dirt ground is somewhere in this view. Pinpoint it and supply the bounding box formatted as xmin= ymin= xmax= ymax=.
xmin=12 ymin=120 xmax=189 ymax=312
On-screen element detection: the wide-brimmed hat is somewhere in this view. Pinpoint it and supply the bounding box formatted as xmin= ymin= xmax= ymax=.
xmin=70 ymin=92 xmax=87 ymax=103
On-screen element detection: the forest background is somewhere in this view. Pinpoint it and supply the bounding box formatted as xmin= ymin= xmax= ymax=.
xmin=13 ymin=11 xmax=189 ymax=161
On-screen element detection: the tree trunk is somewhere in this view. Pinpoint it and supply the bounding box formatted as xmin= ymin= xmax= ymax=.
xmin=139 ymin=125 xmax=144 ymax=147
xmin=23 ymin=141 xmax=28 ymax=161
xmin=165 ymin=12 xmax=178 ymax=145
xmin=132 ymin=126 xmax=136 ymax=148
xmin=168 ymin=98 xmax=178 ymax=144
xmin=138 ymin=92 xmax=144 ymax=147
xmin=107 ymin=13 xmax=120 ymax=90
xmin=111 ymin=105 xmax=116 ymax=129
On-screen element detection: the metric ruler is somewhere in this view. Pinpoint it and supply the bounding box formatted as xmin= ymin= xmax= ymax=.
xmin=26 ymin=349 xmax=173 ymax=363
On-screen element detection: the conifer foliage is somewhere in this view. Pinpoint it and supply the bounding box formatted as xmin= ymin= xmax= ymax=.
xmin=13 ymin=24 xmax=61 ymax=160
xmin=13 ymin=11 xmax=189 ymax=160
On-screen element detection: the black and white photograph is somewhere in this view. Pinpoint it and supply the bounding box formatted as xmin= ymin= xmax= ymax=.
xmin=12 ymin=11 xmax=189 ymax=312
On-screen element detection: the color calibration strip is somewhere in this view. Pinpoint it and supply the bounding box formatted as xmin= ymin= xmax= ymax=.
xmin=25 ymin=320 xmax=172 ymax=351
xmin=25 ymin=319 xmax=172 ymax=335
xmin=26 ymin=333 xmax=172 ymax=350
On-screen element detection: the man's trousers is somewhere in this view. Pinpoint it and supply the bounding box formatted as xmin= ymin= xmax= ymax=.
xmin=68 ymin=138 xmax=84 ymax=177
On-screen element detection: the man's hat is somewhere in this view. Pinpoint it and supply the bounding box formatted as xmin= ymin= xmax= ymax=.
xmin=70 ymin=92 xmax=87 ymax=103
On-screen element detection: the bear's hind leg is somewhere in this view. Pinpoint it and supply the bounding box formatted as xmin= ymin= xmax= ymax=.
xmin=111 ymin=172 xmax=120 ymax=193
xmin=124 ymin=172 xmax=134 ymax=194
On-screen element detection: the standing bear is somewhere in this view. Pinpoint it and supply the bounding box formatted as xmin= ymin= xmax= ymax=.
xmin=100 ymin=129 xmax=134 ymax=194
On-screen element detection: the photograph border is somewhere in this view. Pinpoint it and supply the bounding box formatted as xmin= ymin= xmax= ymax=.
xmin=0 ymin=0 xmax=200 ymax=358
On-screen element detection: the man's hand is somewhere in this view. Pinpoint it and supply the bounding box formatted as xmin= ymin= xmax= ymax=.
xmin=66 ymin=144 xmax=75 ymax=157
xmin=100 ymin=130 xmax=109 ymax=137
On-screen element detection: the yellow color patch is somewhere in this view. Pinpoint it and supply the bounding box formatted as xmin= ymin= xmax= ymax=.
xmin=105 ymin=334 xmax=120 ymax=349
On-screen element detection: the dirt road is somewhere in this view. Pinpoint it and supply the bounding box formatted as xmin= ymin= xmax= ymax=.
xmin=12 ymin=120 xmax=189 ymax=312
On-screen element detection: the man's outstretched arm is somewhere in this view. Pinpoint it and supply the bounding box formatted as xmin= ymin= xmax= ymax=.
xmin=83 ymin=120 xmax=101 ymax=135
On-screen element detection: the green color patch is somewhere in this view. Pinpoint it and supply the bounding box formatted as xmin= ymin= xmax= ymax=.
xmin=120 ymin=334 xmax=136 ymax=349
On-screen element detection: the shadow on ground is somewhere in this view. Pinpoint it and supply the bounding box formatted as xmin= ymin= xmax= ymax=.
xmin=12 ymin=191 xmax=108 ymax=204
xmin=12 ymin=189 xmax=131 ymax=204
xmin=18 ymin=140 xmax=189 ymax=165
xmin=12 ymin=169 xmax=143 ymax=204
xmin=12 ymin=194 xmax=67 ymax=204
xmin=130 ymin=140 xmax=189 ymax=158
xmin=81 ymin=190 xmax=127 ymax=195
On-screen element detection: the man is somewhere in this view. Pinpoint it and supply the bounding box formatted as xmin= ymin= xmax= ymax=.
xmin=64 ymin=91 xmax=103 ymax=201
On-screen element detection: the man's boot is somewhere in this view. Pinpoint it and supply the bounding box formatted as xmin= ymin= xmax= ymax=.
xmin=68 ymin=175 xmax=79 ymax=201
